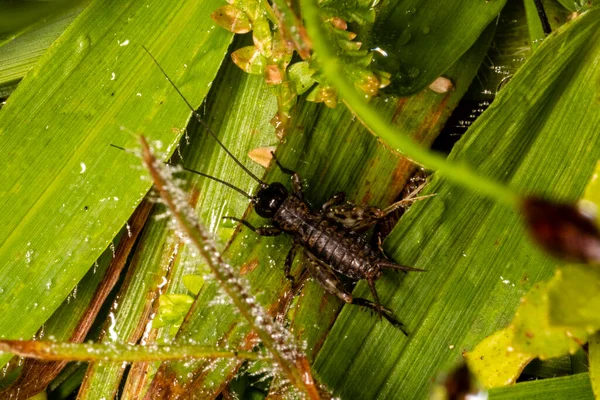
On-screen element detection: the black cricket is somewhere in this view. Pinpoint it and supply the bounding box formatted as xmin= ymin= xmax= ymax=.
xmin=144 ymin=47 xmax=423 ymax=335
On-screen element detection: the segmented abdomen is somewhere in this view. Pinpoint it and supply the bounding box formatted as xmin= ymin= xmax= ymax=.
xmin=273 ymin=195 xmax=383 ymax=280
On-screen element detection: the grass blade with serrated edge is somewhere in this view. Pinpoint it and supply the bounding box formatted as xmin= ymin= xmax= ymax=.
xmin=140 ymin=136 xmax=322 ymax=399
xmin=0 ymin=0 xmax=233 ymax=369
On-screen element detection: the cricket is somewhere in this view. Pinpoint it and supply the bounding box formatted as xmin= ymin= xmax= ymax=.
xmin=142 ymin=47 xmax=426 ymax=335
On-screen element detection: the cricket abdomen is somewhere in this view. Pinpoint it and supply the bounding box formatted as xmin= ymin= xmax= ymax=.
xmin=273 ymin=195 xmax=384 ymax=280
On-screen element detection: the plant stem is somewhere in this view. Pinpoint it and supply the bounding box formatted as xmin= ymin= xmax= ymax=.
xmin=300 ymin=0 xmax=521 ymax=209
xmin=0 ymin=340 xmax=259 ymax=362
xmin=140 ymin=137 xmax=322 ymax=400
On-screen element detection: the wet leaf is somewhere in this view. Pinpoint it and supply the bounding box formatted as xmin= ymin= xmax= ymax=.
xmin=140 ymin=136 xmax=322 ymax=399
xmin=0 ymin=0 xmax=233 ymax=369
xmin=369 ymin=0 xmax=507 ymax=95
xmin=119 ymin=49 xmax=280 ymax=398
xmin=0 ymin=340 xmax=258 ymax=362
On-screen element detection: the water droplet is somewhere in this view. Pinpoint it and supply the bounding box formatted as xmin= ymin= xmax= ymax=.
xmin=75 ymin=34 xmax=92 ymax=54
xmin=396 ymin=29 xmax=412 ymax=46
xmin=408 ymin=67 xmax=421 ymax=78
xmin=25 ymin=249 xmax=34 ymax=264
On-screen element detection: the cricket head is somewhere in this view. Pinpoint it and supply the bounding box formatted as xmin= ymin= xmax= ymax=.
xmin=253 ymin=182 xmax=288 ymax=218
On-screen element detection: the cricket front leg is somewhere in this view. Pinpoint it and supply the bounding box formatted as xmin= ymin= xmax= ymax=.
xmin=284 ymin=241 xmax=299 ymax=284
xmin=324 ymin=182 xmax=435 ymax=232
xmin=270 ymin=151 xmax=304 ymax=199
xmin=223 ymin=217 xmax=282 ymax=236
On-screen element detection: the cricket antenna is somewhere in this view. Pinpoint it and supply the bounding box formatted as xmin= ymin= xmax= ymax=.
xmin=141 ymin=45 xmax=266 ymax=187
xmin=180 ymin=166 xmax=253 ymax=199
xmin=109 ymin=144 xmax=253 ymax=199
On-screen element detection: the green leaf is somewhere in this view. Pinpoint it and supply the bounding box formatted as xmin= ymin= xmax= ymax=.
xmin=288 ymin=61 xmax=315 ymax=95
xmin=153 ymin=294 xmax=194 ymax=328
xmin=468 ymin=134 xmax=600 ymax=390
xmin=555 ymin=0 xmax=597 ymax=12
xmin=0 ymin=0 xmax=86 ymax=41
xmin=183 ymin=275 xmax=205 ymax=295
xmin=524 ymin=0 xmax=548 ymax=50
xmin=370 ymin=0 xmax=507 ymax=95
xmin=488 ymin=373 xmax=594 ymax=399
xmin=0 ymin=5 xmax=84 ymax=97
xmin=0 ymin=0 xmax=232 ymax=369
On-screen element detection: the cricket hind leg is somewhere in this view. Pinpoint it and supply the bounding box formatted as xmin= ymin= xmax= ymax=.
xmin=325 ymin=181 xmax=436 ymax=233
xmin=351 ymin=298 xmax=408 ymax=336
xmin=378 ymin=261 xmax=425 ymax=273
xmin=305 ymin=252 xmax=408 ymax=335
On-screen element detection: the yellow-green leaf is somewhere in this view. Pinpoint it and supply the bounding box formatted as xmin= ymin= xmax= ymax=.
xmin=211 ymin=5 xmax=252 ymax=34
xmin=466 ymin=328 xmax=534 ymax=388
xmin=231 ymin=45 xmax=266 ymax=74
xmin=513 ymin=281 xmax=587 ymax=359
